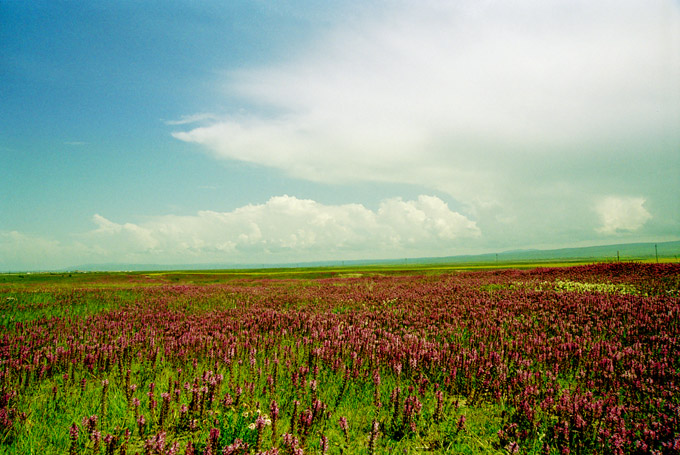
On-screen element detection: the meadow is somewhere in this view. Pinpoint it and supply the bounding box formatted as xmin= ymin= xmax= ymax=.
xmin=0 ymin=262 xmax=678 ymax=454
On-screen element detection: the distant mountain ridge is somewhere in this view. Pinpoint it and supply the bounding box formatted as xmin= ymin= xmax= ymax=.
xmin=426 ymin=241 xmax=680 ymax=263
xmin=61 ymin=240 xmax=680 ymax=272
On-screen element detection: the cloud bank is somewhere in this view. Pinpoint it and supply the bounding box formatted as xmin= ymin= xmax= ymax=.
xmin=596 ymin=197 xmax=651 ymax=235
xmin=172 ymin=0 xmax=679 ymax=244
xmin=0 ymin=196 xmax=479 ymax=269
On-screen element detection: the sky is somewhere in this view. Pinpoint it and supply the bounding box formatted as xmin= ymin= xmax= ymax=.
xmin=1 ymin=0 xmax=679 ymax=271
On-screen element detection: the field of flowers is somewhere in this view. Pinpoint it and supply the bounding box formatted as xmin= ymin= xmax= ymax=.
xmin=0 ymin=263 xmax=678 ymax=454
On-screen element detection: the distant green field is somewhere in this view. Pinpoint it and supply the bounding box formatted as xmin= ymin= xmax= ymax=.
xmin=0 ymin=256 xmax=674 ymax=289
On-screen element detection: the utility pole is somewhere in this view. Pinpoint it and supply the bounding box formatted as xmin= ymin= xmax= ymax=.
xmin=655 ymin=244 xmax=658 ymax=263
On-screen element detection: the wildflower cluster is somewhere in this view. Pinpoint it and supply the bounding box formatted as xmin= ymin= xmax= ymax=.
xmin=0 ymin=262 xmax=677 ymax=453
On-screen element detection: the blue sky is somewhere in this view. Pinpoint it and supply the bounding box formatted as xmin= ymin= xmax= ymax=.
xmin=1 ymin=0 xmax=679 ymax=270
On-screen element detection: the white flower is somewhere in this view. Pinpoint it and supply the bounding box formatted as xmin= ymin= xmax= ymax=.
xmin=248 ymin=423 xmax=256 ymax=431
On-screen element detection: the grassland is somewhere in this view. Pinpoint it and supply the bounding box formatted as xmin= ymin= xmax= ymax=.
xmin=0 ymin=262 xmax=678 ymax=454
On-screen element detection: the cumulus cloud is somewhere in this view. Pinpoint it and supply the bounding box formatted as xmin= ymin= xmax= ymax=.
xmin=90 ymin=214 xmax=160 ymax=252
xmin=2 ymin=195 xmax=479 ymax=269
xmin=173 ymin=0 xmax=679 ymax=216
xmin=595 ymin=196 xmax=652 ymax=235
xmin=77 ymin=195 xmax=479 ymax=264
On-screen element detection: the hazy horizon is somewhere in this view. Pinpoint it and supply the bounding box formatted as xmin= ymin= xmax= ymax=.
xmin=2 ymin=0 xmax=679 ymax=271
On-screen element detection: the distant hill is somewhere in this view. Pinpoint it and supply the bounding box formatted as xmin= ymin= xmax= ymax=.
xmin=63 ymin=240 xmax=680 ymax=272
xmin=410 ymin=240 xmax=680 ymax=264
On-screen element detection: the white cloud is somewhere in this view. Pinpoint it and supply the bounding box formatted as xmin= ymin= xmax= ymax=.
xmin=7 ymin=196 xmax=477 ymax=269
xmin=164 ymin=113 xmax=219 ymax=126
xmin=595 ymin=196 xmax=652 ymax=235
xmin=74 ymin=195 xmax=479 ymax=265
xmin=90 ymin=214 xmax=160 ymax=252
xmin=173 ymin=0 xmax=679 ymax=214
